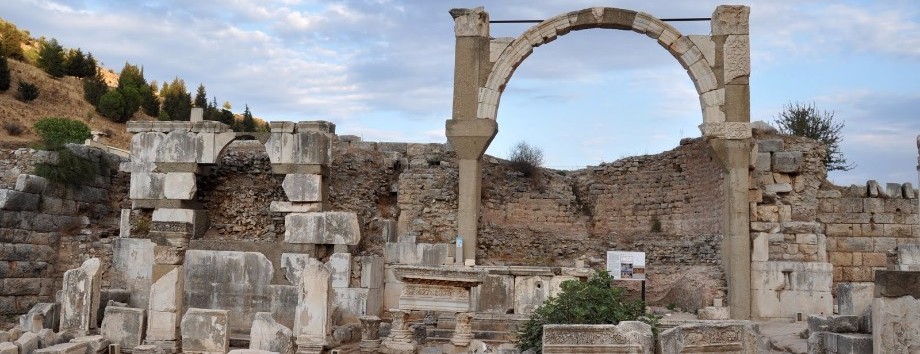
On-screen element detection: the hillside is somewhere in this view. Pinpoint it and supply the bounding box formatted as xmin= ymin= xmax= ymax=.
xmin=0 ymin=59 xmax=151 ymax=149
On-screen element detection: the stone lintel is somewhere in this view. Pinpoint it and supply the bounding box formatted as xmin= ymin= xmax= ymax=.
xmin=127 ymin=121 xmax=192 ymax=133
xmin=132 ymin=199 xmax=202 ymax=210
xmin=271 ymin=164 xmax=328 ymax=176
xmin=391 ymin=265 xmax=486 ymax=286
xmin=295 ymin=121 xmax=336 ymax=134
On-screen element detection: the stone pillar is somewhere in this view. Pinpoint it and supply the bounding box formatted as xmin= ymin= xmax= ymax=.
xmin=381 ymin=309 xmax=415 ymax=353
xmin=293 ymin=258 xmax=332 ymax=354
xmin=447 ymin=7 xmax=496 ymax=267
xmin=59 ymin=258 xmax=101 ymax=336
xmin=916 ymin=135 xmax=919 ymax=218
xmin=358 ymin=316 xmax=381 ymax=353
xmin=450 ymin=312 xmax=474 ymax=347
xmin=710 ymin=5 xmax=752 ymax=320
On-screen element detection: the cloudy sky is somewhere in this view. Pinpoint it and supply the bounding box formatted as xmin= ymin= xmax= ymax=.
xmin=2 ymin=0 xmax=919 ymax=186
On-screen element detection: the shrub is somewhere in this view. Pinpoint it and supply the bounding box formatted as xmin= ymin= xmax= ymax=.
xmin=517 ymin=270 xmax=652 ymax=353
xmin=509 ymin=141 xmax=544 ymax=177
xmin=773 ymin=102 xmax=854 ymax=171
xmin=0 ymin=55 xmax=10 ymax=92
xmin=97 ymin=90 xmax=126 ymax=121
xmin=3 ymin=121 xmax=25 ymax=135
xmin=33 ymin=117 xmax=91 ymax=150
xmin=17 ymin=81 xmax=39 ymax=102
xmin=33 ymin=148 xmax=105 ymax=187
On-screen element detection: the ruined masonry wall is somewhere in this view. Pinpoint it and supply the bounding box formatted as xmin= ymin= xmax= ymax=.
xmin=0 ymin=146 xmax=128 ymax=316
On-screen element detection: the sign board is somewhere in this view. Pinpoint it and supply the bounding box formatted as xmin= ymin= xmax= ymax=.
xmin=606 ymin=251 xmax=646 ymax=280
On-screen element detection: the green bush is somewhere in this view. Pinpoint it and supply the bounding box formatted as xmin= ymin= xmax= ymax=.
xmin=34 ymin=148 xmax=107 ymax=187
xmin=0 ymin=55 xmax=10 ymax=92
xmin=33 ymin=117 xmax=91 ymax=150
xmin=517 ymin=270 xmax=652 ymax=353
xmin=17 ymin=81 xmax=39 ymax=102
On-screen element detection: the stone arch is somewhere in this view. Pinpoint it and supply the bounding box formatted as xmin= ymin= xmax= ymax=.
xmin=477 ymin=8 xmax=724 ymax=136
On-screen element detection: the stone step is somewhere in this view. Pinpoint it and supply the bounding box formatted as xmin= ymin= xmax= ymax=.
xmin=425 ymin=329 xmax=518 ymax=343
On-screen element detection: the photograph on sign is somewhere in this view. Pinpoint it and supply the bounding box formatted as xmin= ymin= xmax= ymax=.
xmin=606 ymin=251 xmax=646 ymax=280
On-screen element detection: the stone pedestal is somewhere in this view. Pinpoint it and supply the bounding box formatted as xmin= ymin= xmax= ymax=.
xmin=381 ymin=310 xmax=415 ymax=353
xmin=450 ymin=312 xmax=473 ymax=347
xmin=358 ymin=316 xmax=381 ymax=353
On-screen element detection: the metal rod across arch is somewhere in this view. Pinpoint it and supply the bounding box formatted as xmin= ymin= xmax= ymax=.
xmin=489 ymin=17 xmax=711 ymax=24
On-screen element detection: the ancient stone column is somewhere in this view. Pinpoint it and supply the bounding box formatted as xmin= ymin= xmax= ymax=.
xmin=358 ymin=316 xmax=381 ymax=353
xmin=381 ymin=310 xmax=415 ymax=353
xmin=446 ymin=7 xmax=497 ymax=267
xmin=293 ymin=258 xmax=332 ymax=354
xmin=450 ymin=312 xmax=474 ymax=347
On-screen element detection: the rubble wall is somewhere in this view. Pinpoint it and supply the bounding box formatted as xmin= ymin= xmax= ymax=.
xmin=0 ymin=146 xmax=128 ymax=316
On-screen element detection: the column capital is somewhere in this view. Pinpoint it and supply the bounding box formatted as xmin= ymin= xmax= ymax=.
xmin=450 ymin=7 xmax=489 ymax=37
xmin=445 ymin=119 xmax=498 ymax=160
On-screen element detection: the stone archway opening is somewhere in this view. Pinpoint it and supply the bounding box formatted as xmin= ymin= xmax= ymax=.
xmin=446 ymin=6 xmax=753 ymax=318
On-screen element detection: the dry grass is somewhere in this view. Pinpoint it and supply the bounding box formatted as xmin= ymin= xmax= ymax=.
xmin=0 ymin=59 xmax=153 ymax=149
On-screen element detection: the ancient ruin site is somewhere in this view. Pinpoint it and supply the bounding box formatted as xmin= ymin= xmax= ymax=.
xmin=1 ymin=4 xmax=919 ymax=354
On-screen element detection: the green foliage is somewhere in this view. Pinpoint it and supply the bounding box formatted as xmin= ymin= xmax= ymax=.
xmin=0 ymin=55 xmax=9 ymax=92
xmin=239 ymin=104 xmax=256 ymax=132
xmin=120 ymin=85 xmax=141 ymax=120
xmin=509 ymin=141 xmax=544 ymax=177
xmin=97 ymin=90 xmax=126 ymax=122
xmin=37 ymin=38 xmax=65 ymax=78
xmin=773 ymin=102 xmax=854 ymax=172
xmin=160 ymin=77 xmax=191 ymax=121
xmin=34 ymin=148 xmax=107 ymax=187
xmin=117 ymin=62 xmax=145 ymax=89
xmin=82 ymin=72 xmax=109 ymax=106
xmin=140 ymin=83 xmax=159 ymax=117
xmin=194 ymin=84 xmax=207 ymax=108
xmin=63 ymin=48 xmax=94 ymax=77
xmin=0 ymin=21 xmax=27 ymax=60
xmin=17 ymin=81 xmax=38 ymax=102
xmin=651 ymin=219 xmax=662 ymax=233
xmin=33 ymin=117 xmax=91 ymax=150
xmin=218 ymin=108 xmax=234 ymax=125
xmin=517 ymin=270 xmax=651 ymax=353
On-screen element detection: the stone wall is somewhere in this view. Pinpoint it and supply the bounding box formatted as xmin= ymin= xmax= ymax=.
xmin=0 ymin=145 xmax=127 ymax=317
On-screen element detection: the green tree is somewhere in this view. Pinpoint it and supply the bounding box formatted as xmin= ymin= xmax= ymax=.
xmin=0 ymin=21 xmax=26 ymax=60
xmin=81 ymin=52 xmax=98 ymax=78
xmin=240 ymin=104 xmax=256 ymax=132
xmin=773 ymin=102 xmax=854 ymax=172
xmin=140 ymin=82 xmax=159 ymax=117
xmin=33 ymin=117 xmax=91 ymax=150
xmin=194 ymin=84 xmax=207 ymax=108
xmin=37 ymin=38 xmax=65 ymax=78
xmin=218 ymin=108 xmax=234 ymax=126
xmin=518 ymin=271 xmax=651 ymax=353
xmin=117 ymin=62 xmax=145 ymax=89
xmin=97 ymin=90 xmax=126 ymax=122
xmin=160 ymin=77 xmax=191 ymax=121
xmin=64 ymin=48 xmax=87 ymax=77
xmin=120 ymin=85 xmax=141 ymax=120
xmin=82 ymin=72 xmax=109 ymax=106
xmin=0 ymin=55 xmax=10 ymax=92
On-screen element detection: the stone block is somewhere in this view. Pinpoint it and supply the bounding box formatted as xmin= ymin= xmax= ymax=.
xmin=293 ymin=257 xmax=331 ymax=344
xmin=359 ymin=256 xmax=383 ymax=289
xmin=837 ymin=283 xmax=874 ymax=316
xmin=128 ymin=172 xmax=165 ymax=200
xmin=34 ymin=342 xmax=87 ymax=354
xmin=69 ymin=335 xmax=109 ymax=354
xmin=874 ymin=270 xmax=920 ymax=298
xmin=100 ymin=306 xmax=145 ymax=349
xmin=20 ymin=303 xmax=58 ymax=332
xmin=472 ymin=274 xmax=514 ymax=314
xmin=150 ymin=208 xmax=207 ymax=238
xmin=111 ymin=239 xmax=154 ymax=310
xmin=331 ymin=288 xmax=372 ymax=324
xmin=384 ymin=242 xmax=417 ymax=265
xmin=772 ymin=151 xmax=802 ymax=173
xmin=281 ymin=174 xmax=323 ymax=202
xmin=514 ymin=276 xmax=551 ymax=315
xmin=398 ymin=283 xmax=470 ymax=312
xmin=180 ymin=309 xmax=229 ymax=354
xmin=872 ymin=295 xmax=920 ymax=353
xmin=229 ymin=350 xmax=278 ymax=354
xmin=0 ymin=342 xmax=17 ymax=354
xmin=416 ymin=244 xmax=448 ymax=266
xmin=284 ymin=212 xmax=360 ymax=246
xmin=660 ymin=320 xmax=765 ymax=353
xmin=896 ymin=244 xmax=920 ymax=266
xmin=0 ymin=189 xmax=40 ymax=211
xmin=155 ymin=131 xmax=197 ymax=163
xmin=757 ymin=139 xmax=783 ymax=153
xmin=130 ymin=345 xmax=157 ymax=354
xmin=295 ymin=121 xmax=335 ymax=134
xmin=697 ymin=306 xmax=730 ymax=320
xmin=60 ymin=258 xmax=102 ymax=335
xmin=15 ymin=332 xmax=39 ymax=354
xmin=249 ymin=312 xmax=293 ymax=354
xmin=183 ymin=251 xmax=274 ymax=334
xmin=326 ymin=253 xmax=351 ymax=288
xmin=827 ymin=332 xmax=873 ymax=353
xmin=161 ymin=173 xmax=196 ymax=200
xmin=15 ymin=175 xmax=48 ymax=194
xmin=712 ymin=5 xmax=750 ymax=35
xmin=753 ymin=152 xmax=770 ymax=171
xmin=542 ymin=322 xmax=653 ymax=354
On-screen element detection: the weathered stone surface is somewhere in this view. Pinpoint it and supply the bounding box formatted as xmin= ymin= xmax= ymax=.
xmin=896 ymin=244 xmax=920 ymax=267
xmin=162 ymin=173 xmax=196 ymax=200
xmin=293 ymin=257 xmax=331 ymax=347
xmin=416 ymin=244 xmax=448 ymax=266
xmin=15 ymin=174 xmax=48 ymax=194
xmin=399 ymin=283 xmax=470 ymax=312
xmin=360 ymin=256 xmax=384 ymax=289
xmin=838 ymin=283 xmax=873 ymax=316
xmin=100 ymin=306 xmax=145 ymax=349
xmin=268 ymin=201 xmax=322 ymax=213
xmin=874 ymin=270 xmax=920 ymax=298
xmin=15 ymin=332 xmax=39 ymax=354
xmin=660 ymin=320 xmax=766 ymax=353
xmin=183 ymin=250 xmax=274 ymax=335
xmin=181 ymin=308 xmax=229 ymax=354
xmin=825 ymin=332 xmax=872 ymax=353
xmin=0 ymin=341 xmax=18 ymax=354
xmin=111 ymin=239 xmax=154 ymax=310
xmin=35 ymin=329 xmax=60 ymax=348
xmin=697 ymin=306 xmax=730 ymax=320
xmin=872 ymin=295 xmax=920 ymax=353
xmin=146 ymin=266 xmax=181 ymax=342
xmin=772 ymin=151 xmax=802 ymax=173
xmin=249 ymin=312 xmax=293 ymax=354
xmin=264 ymin=131 xmax=331 ymax=166
xmin=130 ymin=345 xmax=157 ymax=354
xmin=472 ymin=274 xmax=513 ymax=314
xmin=34 ymin=342 xmax=87 ymax=354
xmin=69 ymin=335 xmax=109 ymax=354
xmin=751 ymin=261 xmax=833 ymax=319
xmin=542 ymin=322 xmax=652 ymax=354
xmin=20 ymin=303 xmax=58 ymax=333
xmin=60 ymin=258 xmax=102 ymax=335
xmin=326 ymin=253 xmax=351 ymax=288
xmin=712 ymin=5 xmax=750 ymax=35
xmin=281 ymin=174 xmax=323 ymax=202
xmin=331 ymin=288 xmax=375 ymax=324
xmin=0 ymin=189 xmax=40 ymax=211
xmin=284 ymin=212 xmax=360 ymax=245
xmin=514 ymin=276 xmax=550 ymax=315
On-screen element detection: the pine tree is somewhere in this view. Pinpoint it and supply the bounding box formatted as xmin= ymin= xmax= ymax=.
xmin=64 ymin=48 xmax=87 ymax=77
xmin=205 ymin=96 xmax=220 ymax=121
xmin=0 ymin=55 xmax=10 ymax=92
xmin=240 ymin=104 xmax=256 ymax=132
xmin=82 ymin=72 xmax=108 ymax=106
xmin=194 ymin=84 xmax=207 ymax=108
xmin=219 ymin=108 xmax=234 ymax=126
xmin=82 ymin=53 xmax=98 ymax=78
xmin=117 ymin=63 xmax=145 ymax=89
xmin=98 ymin=90 xmax=126 ymax=121
xmin=161 ymin=77 xmax=192 ymax=121
xmin=37 ymin=38 xmax=66 ymax=78
xmin=141 ymin=81 xmax=159 ymax=117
